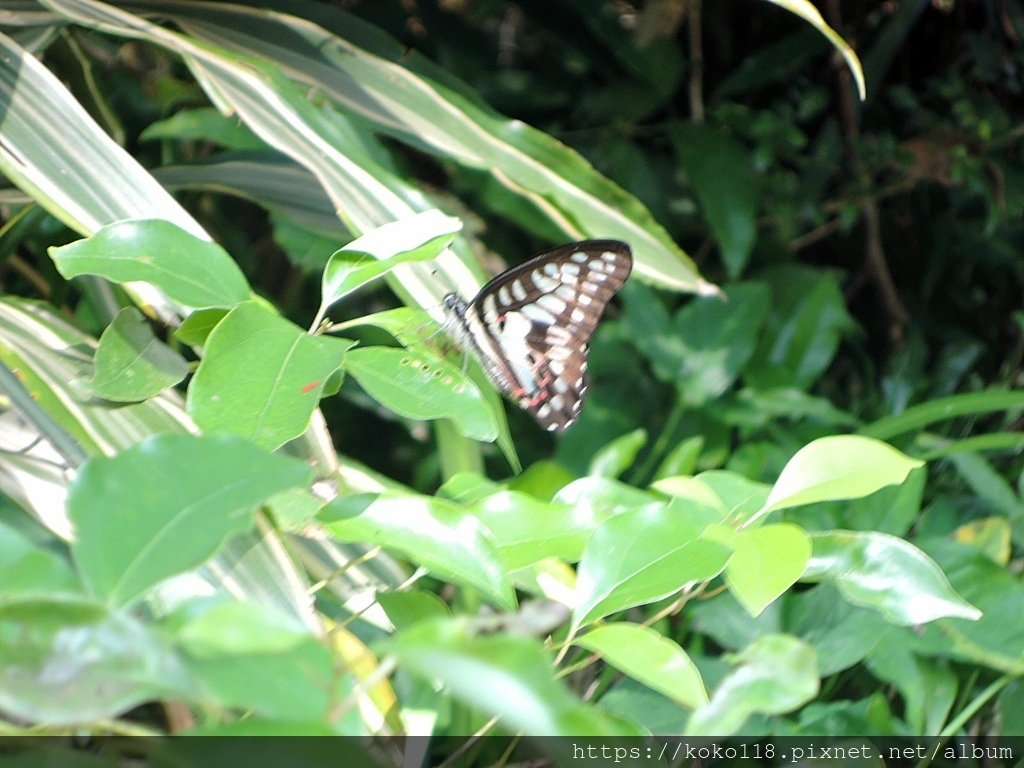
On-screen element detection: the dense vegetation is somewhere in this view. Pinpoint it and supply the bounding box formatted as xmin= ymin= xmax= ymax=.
xmin=0 ymin=0 xmax=1022 ymax=755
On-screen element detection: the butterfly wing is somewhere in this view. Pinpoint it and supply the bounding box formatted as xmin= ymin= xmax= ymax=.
xmin=448 ymin=240 xmax=632 ymax=432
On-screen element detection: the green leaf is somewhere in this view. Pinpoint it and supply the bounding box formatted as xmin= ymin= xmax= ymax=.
xmin=321 ymin=493 xmax=516 ymax=611
xmin=745 ymin=266 xmax=851 ymax=390
xmin=317 ymin=210 xmax=460 ymax=323
xmin=672 ymin=125 xmax=758 ymax=278
xmin=187 ymin=300 xmax=353 ymax=450
xmin=70 ymin=433 xmax=313 ymax=606
xmin=51 ymin=219 xmax=251 ymax=309
xmin=804 ymin=531 xmax=981 ymax=624
xmin=376 ymin=590 xmax=450 ymax=632
xmin=554 ymin=476 xmax=663 ymax=517
xmin=174 ymin=599 xmax=312 ymax=658
xmin=470 ymin=491 xmax=602 ymax=569
xmin=175 ymin=308 xmax=228 ymax=347
xmin=722 ymin=523 xmax=812 ymax=617
xmin=685 ymin=634 xmax=819 ymax=736
xmin=574 ymin=623 xmax=708 ymax=709
xmin=0 ymin=596 xmax=186 ymax=725
xmin=88 ymin=307 xmax=189 ymax=402
xmin=759 ymin=435 xmax=924 ymax=519
xmin=573 ymin=505 xmax=732 ymax=629
xmin=390 ymin=617 xmax=639 ymax=735
xmin=344 ymin=346 xmax=497 ymax=441
xmin=587 ymin=429 xmax=647 ymax=479
xmin=182 ymin=636 xmax=353 ymax=726
xmin=679 ymin=285 xmax=770 ymax=403
xmin=0 ymin=521 xmax=80 ymax=599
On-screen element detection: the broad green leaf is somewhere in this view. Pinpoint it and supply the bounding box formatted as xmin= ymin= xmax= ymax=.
xmin=344 ymin=346 xmax=497 ymax=441
xmin=804 ymin=531 xmax=981 ymax=624
xmin=0 ymin=596 xmax=186 ymax=725
xmin=867 ymin=642 xmax=956 ymax=734
xmin=723 ymin=523 xmax=812 ymax=616
xmin=787 ymin=584 xmax=890 ymax=676
xmin=759 ymin=435 xmax=924 ymax=519
xmin=376 ymin=590 xmax=450 ymax=632
xmin=696 ymin=471 xmax=773 ymax=522
xmin=175 ymin=308 xmax=228 ymax=347
xmin=330 ymin=307 xmax=435 ymax=350
xmin=653 ymin=436 xmax=704 ymax=481
xmin=573 ymin=505 xmax=732 ymax=629
xmin=672 ymin=126 xmax=758 ymax=278
xmin=587 ymin=429 xmax=647 ymax=479
xmin=436 ymin=472 xmax=505 ymax=504
xmin=0 ymin=521 xmax=80 ymax=599
xmin=554 ymin=476 xmax=662 ymax=518
xmin=173 ymin=599 xmax=312 ymax=658
xmin=470 ymin=491 xmax=602 ymax=569
xmin=624 ymin=284 xmax=769 ymax=403
xmin=921 ymin=540 xmax=1024 ymax=673
xmin=88 ymin=307 xmax=189 ymax=402
xmin=182 ymin=636 xmax=354 ymax=726
xmin=70 ymin=433 xmax=313 ymax=607
xmin=321 ymin=492 xmax=516 ymax=611
xmin=745 ymin=266 xmax=851 ymax=390
xmin=316 ymin=210 xmax=460 ymax=325
xmin=187 ymin=300 xmax=353 ymax=450
xmin=51 ymin=219 xmax=251 ymax=309
xmin=390 ymin=617 xmax=639 ymax=735
xmin=575 ymin=623 xmax=708 ymax=709
xmin=685 ymin=634 xmax=819 ymax=736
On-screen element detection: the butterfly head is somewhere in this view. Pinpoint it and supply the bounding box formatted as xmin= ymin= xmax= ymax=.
xmin=442 ymin=293 xmax=468 ymax=318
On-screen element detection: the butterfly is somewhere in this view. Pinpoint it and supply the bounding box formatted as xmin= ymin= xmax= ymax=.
xmin=442 ymin=240 xmax=632 ymax=432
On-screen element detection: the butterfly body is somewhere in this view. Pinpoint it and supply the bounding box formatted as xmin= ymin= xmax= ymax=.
xmin=442 ymin=240 xmax=632 ymax=432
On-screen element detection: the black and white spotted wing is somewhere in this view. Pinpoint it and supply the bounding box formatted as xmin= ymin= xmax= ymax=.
xmin=442 ymin=240 xmax=632 ymax=432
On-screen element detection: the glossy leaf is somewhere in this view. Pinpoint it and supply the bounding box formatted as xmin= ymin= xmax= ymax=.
xmin=88 ymin=307 xmax=189 ymax=402
xmin=804 ymin=531 xmax=981 ymax=624
xmin=316 ymin=210 xmax=460 ymax=324
xmin=390 ymin=617 xmax=639 ymax=735
xmin=470 ymin=491 xmax=601 ymax=569
xmin=587 ymin=429 xmax=647 ymax=479
xmin=321 ymin=492 xmax=516 ymax=611
xmin=187 ymin=301 xmax=353 ymax=450
xmin=575 ymin=623 xmax=708 ymax=709
xmin=759 ymin=436 xmax=924 ymax=519
xmin=51 ymin=219 xmax=250 ymax=309
xmin=70 ymin=433 xmax=313 ymax=606
xmin=685 ymin=634 xmax=819 ymax=736
xmin=344 ymin=346 xmax=496 ymax=441
xmin=722 ymin=523 xmax=812 ymax=616
xmin=672 ymin=126 xmax=758 ymax=278
xmin=573 ymin=505 xmax=732 ymax=629
xmin=745 ymin=266 xmax=851 ymax=390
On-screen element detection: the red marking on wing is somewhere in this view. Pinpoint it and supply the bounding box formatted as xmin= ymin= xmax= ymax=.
xmin=301 ymin=381 xmax=322 ymax=394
